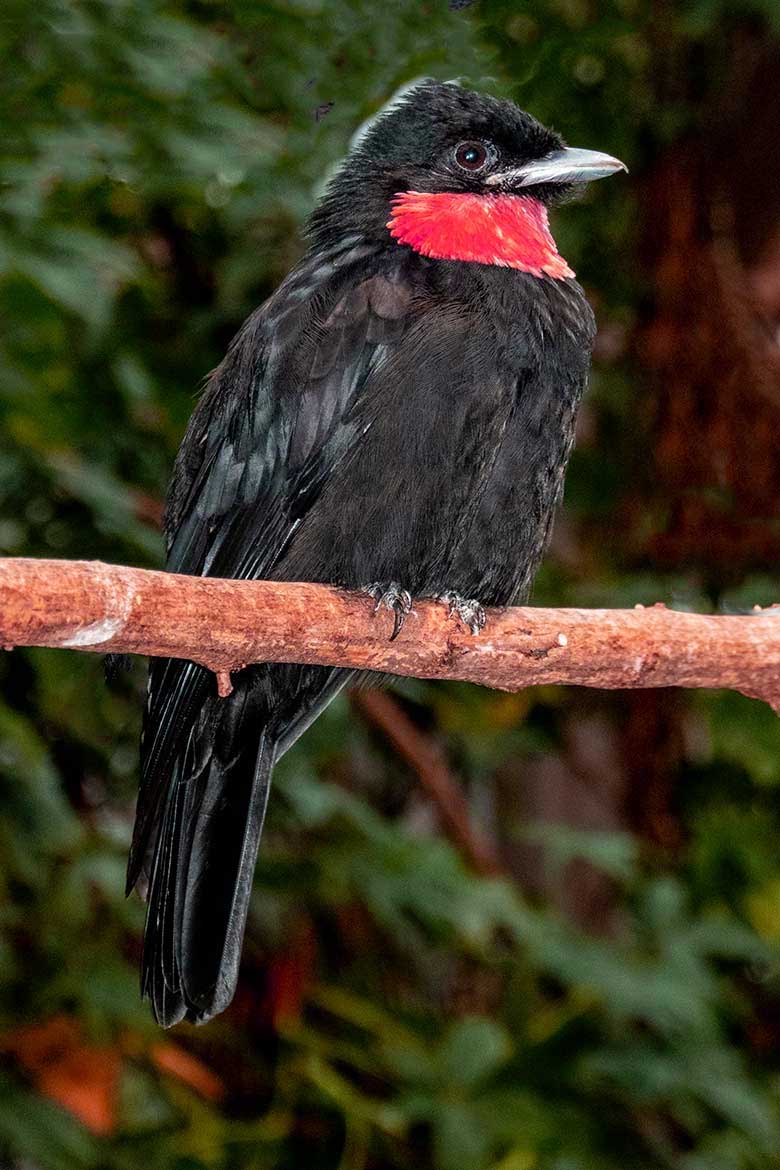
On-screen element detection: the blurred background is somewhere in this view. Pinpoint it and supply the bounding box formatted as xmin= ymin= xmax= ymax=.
xmin=2 ymin=1 xmax=780 ymax=1167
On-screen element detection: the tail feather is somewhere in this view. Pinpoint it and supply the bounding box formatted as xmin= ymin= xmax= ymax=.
xmin=128 ymin=659 xmax=210 ymax=895
xmin=140 ymin=682 xmax=275 ymax=1025
xmin=142 ymin=749 xmax=189 ymax=1026
xmin=136 ymin=663 xmax=352 ymax=1026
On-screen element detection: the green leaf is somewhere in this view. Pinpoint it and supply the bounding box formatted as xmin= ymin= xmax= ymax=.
xmin=437 ymin=1018 xmax=512 ymax=1090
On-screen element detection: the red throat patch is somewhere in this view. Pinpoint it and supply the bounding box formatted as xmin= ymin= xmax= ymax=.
xmin=387 ymin=191 xmax=574 ymax=280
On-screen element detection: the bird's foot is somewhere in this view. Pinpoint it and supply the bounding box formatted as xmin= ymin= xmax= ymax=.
xmin=435 ymin=591 xmax=487 ymax=635
xmin=363 ymin=581 xmax=413 ymax=641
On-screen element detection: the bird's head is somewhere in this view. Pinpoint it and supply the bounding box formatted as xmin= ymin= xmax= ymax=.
xmin=309 ymin=81 xmax=626 ymax=279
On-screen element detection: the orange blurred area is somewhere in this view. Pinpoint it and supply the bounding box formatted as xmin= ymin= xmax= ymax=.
xmin=1 ymin=1017 xmax=120 ymax=1135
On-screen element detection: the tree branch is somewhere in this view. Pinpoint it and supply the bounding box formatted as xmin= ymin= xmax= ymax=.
xmin=352 ymin=690 xmax=504 ymax=877
xmin=1 ymin=557 xmax=779 ymax=710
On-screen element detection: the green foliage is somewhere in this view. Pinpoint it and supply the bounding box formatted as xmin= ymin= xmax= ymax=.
xmin=2 ymin=1 xmax=780 ymax=1168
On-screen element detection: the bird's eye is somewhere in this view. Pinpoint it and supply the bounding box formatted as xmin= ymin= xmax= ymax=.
xmin=454 ymin=141 xmax=489 ymax=172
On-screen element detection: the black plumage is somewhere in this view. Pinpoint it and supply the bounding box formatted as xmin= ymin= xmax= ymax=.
xmin=130 ymin=80 xmax=623 ymax=1025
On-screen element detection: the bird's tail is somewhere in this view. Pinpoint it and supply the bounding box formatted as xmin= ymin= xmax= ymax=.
xmin=141 ymin=680 xmax=275 ymax=1026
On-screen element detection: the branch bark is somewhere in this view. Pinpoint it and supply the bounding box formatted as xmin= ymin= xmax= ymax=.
xmin=1 ymin=557 xmax=779 ymax=710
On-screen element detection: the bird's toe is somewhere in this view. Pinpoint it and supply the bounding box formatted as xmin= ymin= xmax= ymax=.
xmin=363 ymin=581 xmax=414 ymax=640
xmin=435 ymin=591 xmax=487 ymax=635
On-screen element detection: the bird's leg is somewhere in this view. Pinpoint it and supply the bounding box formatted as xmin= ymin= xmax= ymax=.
xmin=363 ymin=582 xmax=413 ymax=641
xmin=434 ymin=591 xmax=487 ymax=635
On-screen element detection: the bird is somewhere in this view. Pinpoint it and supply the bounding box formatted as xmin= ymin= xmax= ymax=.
xmin=128 ymin=79 xmax=625 ymax=1026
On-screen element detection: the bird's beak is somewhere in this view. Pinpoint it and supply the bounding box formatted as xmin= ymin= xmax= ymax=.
xmin=485 ymin=146 xmax=627 ymax=189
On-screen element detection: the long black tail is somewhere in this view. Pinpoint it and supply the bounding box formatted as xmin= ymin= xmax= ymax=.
xmin=134 ymin=662 xmax=352 ymax=1027
xmin=141 ymin=679 xmax=275 ymax=1026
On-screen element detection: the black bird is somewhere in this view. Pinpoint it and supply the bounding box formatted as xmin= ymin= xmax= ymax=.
xmin=129 ymin=80 xmax=625 ymax=1025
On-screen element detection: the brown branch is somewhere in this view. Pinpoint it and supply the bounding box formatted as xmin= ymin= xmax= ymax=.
xmin=352 ymin=690 xmax=504 ymax=877
xmin=1 ymin=558 xmax=780 ymax=710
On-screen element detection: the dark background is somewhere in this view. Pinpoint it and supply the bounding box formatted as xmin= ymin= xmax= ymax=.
xmin=3 ymin=1 xmax=780 ymax=1167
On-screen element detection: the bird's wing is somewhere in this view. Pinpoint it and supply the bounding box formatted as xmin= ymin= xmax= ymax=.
xmin=129 ymin=243 xmax=417 ymax=889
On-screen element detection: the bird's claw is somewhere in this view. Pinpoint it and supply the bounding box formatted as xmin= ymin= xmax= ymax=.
xmin=436 ymin=591 xmax=486 ymax=635
xmin=363 ymin=582 xmax=413 ymax=641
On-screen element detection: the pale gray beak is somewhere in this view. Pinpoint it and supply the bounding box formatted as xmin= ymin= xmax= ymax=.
xmin=485 ymin=146 xmax=627 ymax=189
